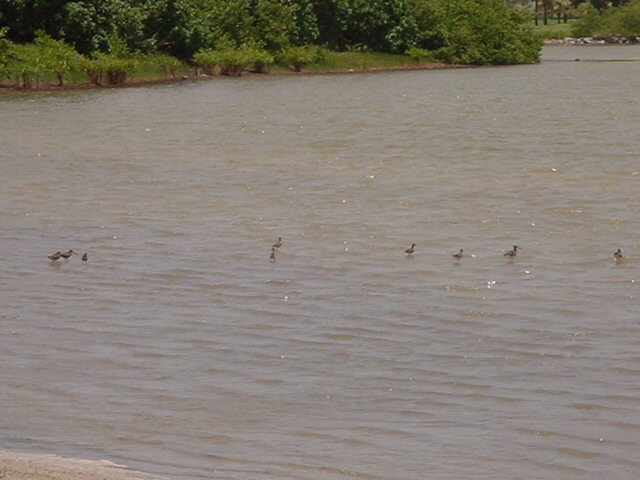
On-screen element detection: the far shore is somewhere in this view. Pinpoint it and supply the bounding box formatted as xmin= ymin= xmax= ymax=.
xmin=0 ymin=62 xmax=470 ymax=96
xmin=0 ymin=450 xmax=165 ymax=480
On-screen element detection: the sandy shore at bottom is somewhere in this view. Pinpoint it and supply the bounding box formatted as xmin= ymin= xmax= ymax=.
xmin=0 ymin=451 xmax=167 ymax=480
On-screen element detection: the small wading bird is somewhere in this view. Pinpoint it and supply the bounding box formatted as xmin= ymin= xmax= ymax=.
xmin=504 ymin=245 xmax=519 ymax=258
xmin=48 ymin=251 xmax=62 ymax=262
xmin=272 ymin=237 xmax=282 ymax=249
xmin=614 ymin=248 xmax=623 ymax=261
xmin=60 ymin=249 xmax=75 ymax=261
xmin=405 ymin=243 xmax=416 ymax=255
xmin=81 ymin=253 xmax=88 ymax=262
xmin=452 ymin=248 xmax=464 ymax=260
xmin=269 ymin=247 xmax=276 ymax=261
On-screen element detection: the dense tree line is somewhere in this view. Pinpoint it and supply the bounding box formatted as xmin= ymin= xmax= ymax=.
xmin=0 ymin=0 xmax=541 ymax=66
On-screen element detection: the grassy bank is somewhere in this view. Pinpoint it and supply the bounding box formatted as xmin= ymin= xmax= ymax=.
xmin=532 ymin=19 xmax=577 ymax=40
xmin=0 ymin=51 xmax=458 ymax=94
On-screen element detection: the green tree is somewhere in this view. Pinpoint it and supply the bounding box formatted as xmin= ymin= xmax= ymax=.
xmin=313 ymin=0 xmax=418 ymax=53
xmin=251 ymin=0 xmax=296 ymax=51
xmin=0 ymin=0 xmax=71 ymax=42
xmin=146 ymin=0 xmax=254 ymax=59
xmin=414 ymin=0 xmax=540 ymax=65
xmin=61 ymin=0 xmax=150 ymax=54
xmin=284 ymin=0 xmax=319 ymax=45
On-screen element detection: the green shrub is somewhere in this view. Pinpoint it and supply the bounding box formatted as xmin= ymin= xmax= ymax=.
xmin=405 ymin=47 xmax=435 ymax=62
xmin=194 ymin=45 xmax=273 ymax=76
xmin=193 ymin=49 xmax=220 ymax=75
xmin=571 ymin=7 xmax=606 ymax=37
xmin=0 ymin=27 xmax=10 ymax=78
xmin=155 ymin=54 xmax=182 ymax=77
xmin=278 ymin=45 xmax=321 ymax=72
xmin=3 ymin=44 xmax=43 ymax=88
xmin=572 ymin=1 xmax=640 ymax=37
xmin=33 ymin=32 xmax=82 ymax=85
xmin=216 ymin=48 xmax=246 ymax=76
xmin=244 ymin=46 xmax=274 ymax=73
xmin=608 ymin=1 xmax=640 ymax=37
xmin=82 ymin=53 xmax=133 ymax=85
xmin=418 ymin=0 xmax=541 ymax=65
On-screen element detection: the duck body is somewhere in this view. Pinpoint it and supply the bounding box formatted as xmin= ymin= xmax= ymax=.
xmin=504 ymin=245 xmax=519 ymax=258
xmin=405 ymin=243 xmax=416 ymax=255
xmin=453 ymin=248 xmax=464 ymax=259
xmin=48 ymin=251 xmax=62 ymax=262
xmin=60 ymin=249 xmax=76 ymax=261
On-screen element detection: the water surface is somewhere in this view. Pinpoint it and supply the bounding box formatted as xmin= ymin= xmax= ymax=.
xmin=1 ymin=46 xmax=639 ymax=480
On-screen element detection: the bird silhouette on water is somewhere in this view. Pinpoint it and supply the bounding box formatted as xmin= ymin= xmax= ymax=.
xmin=269 ymin=247 xmax=276 ymax=261
xmin=60 ymin=249 xmax=76 ymax=261
xmin=81 ymin=253 xmax=88 ymax=262
xmin=452 ymin=248 xmax=464 ymax=260
xmin=405 ymin=243 xmax=415 ymax=255
xmin=48 ymin=251 xmax=62 ymax=262
xmin=613 ymin=248 xmax=623 ymax=261
xmin=272 ymin=237 xmax=282 ymax=249
xmin=504 ymin=245 xmax=519 ymax=258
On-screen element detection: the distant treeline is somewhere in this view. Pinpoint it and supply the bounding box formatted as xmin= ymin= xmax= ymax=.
xmin=0 ymin=0 xmax=541 ymax=65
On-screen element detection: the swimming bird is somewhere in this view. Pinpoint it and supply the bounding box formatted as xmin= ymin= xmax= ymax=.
xmin=405 ymin=243 xmax=416 ymax=255
xmin=504 ymin=245 xmax=519 ymax=258
xmin=614 ymin=248 xmax=623 ymax=260
xmin=452 ymin=248 xmax=464 ymax=260
xmin=81 ymin=253 xmax=88 ymax=262
xmin=269 ymin=247 xmax=276 ymax=261
xmin=272 ymin=237 xmax=282 ymax=249
xmin=48 ymin=251 xmax=62 ymax=262
xmin=60 ymin=249 xmax=76 ymax=261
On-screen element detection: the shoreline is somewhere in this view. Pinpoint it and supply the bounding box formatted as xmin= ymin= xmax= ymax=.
xmin=0 ymin=450 xmax=165 ymax=480
xmin=0 ymin=62 xmax=469 ymax=95
xmin=544 ymin=35 xmax=640 ymax=46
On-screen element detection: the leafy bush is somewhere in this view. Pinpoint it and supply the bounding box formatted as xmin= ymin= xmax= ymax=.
xmin=33 ymin=32 xmax=82 ymax=85
xmin=2 ymin=44 xmax=43 ymax=88
xmin=82 ymin=53 xmax=133 ymax=85
xmin=278 ymin=45 xmax=321 ymax=72
xmin=405 ymin=47 xmax=435 ymax=62
xmin=193 ymin=49 xmax=220 ymax=75
xmin=571 ymin=6 xmax=606 ymax=36
xmin=572 ymin=0 xmax=640 ymax=37
xmin=247 ymin=47 xmax=274 ymax=73
xmin=614 ymin=1 xmax=640 ymax=36
xmin=414 ymin=0 xmax=541 ymax=65
xmin=0 ymin=27 xmax=10 ymax=77
xmin=155 ymin=53 xmax=181 ymax=77
xmin=194 ymin=44 xmax=273 ymax=76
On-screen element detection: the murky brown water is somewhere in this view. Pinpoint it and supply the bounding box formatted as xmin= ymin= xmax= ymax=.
xmin=1 ymin=46 xmax=639 ymax=480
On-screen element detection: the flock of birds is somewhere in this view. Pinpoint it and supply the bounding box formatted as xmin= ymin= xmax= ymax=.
xmin=47 ymin=249 xmax=88 ymax=263
xmin=47 ymin=241 xmax=626 ymax=264
xmin=265 ymin=239 xmax=626 ymax=262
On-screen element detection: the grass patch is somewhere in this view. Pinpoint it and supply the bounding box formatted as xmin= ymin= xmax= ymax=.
xmin=283 ymin=51 xmax=424 ymax=73
xmin=533 ymin=19 xmax=576 ymax=39
xmin=13 ymin=53 xmax=191 ymax=86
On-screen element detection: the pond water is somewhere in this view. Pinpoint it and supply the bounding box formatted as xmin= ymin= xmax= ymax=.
xmin=1 ymin=46 xmax=639 ymax=480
